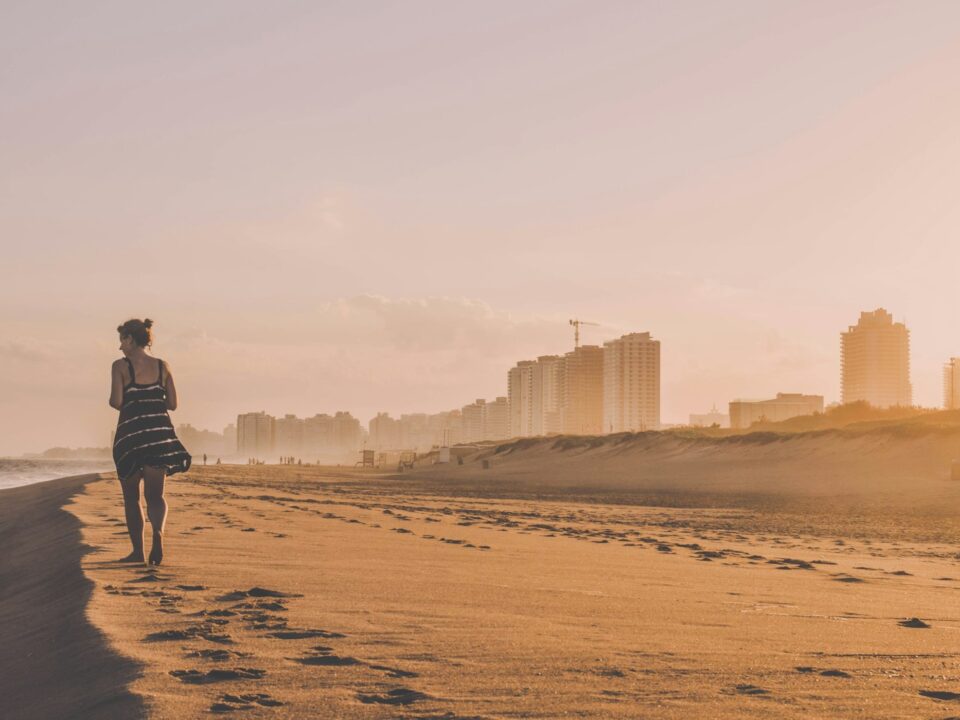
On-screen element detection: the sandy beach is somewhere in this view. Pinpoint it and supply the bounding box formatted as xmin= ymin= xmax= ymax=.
xmin=4 ymin=427 xmax=960 ymax=719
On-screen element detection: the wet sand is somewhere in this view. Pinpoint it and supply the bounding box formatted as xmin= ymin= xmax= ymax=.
xmin=5 ymin=449 xmax=960 ymax=718
xmin=0 ymin=474 xmax=143 ymax=720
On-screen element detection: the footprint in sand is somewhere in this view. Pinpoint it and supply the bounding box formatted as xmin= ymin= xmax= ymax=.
xmin=145 ymin=623 xmax=233 ymax=644
xmin=294 ymin=649 xmax=361 ymax=666
xmin=356 ymin=688 xmax=431 ymax=705
xmin=266 ymin=628 xmax=346 ymax=640
xmin=192 ymin=608 xmax=238 ymax=618
xmin=367 ymin=663 xmax=419 ymax=679
xmin=216 ymin=587 xmax=303 ymax=602
xmin=129 ymin=570 xmax=172 ymax=584
xmin=210 ymin=693 xmax=284 ymax=713
xmin=185 ymin=649 xmax=252 ymax=662
xmin=732 ymin=684 xmax=770 ymax=696
xmin=919 ymin=689 xmax=960 ymax=701
xmin=170 ymin=667 xmax=266 ymax=684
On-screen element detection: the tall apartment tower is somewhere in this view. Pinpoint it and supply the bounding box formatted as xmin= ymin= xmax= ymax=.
xmin=945 ymin=358 xmax=960 ymax=410
xmin=236 ymin=411 xmax=275 ymax=456
xmin=841 ymin=309 xmax=912 ymax=408
xmin=603 ymin=332 xmax=661 ymax=432
xmin=532 ymin=355 xmax=564 ymax=435
xmin=483 ymin=396 xmax=510 ymax=441
xmin=561 ymin=345 xmax=604 ymax=435
xmin=461 ymin=399 xmax=486 ymax=443
xmin=507 ymin=360 xmax=536 ymax=438
xmin=368 ymin=412 xmax=401 ymax=450
xmin=274 ymin=414 xmax=304 ymax=456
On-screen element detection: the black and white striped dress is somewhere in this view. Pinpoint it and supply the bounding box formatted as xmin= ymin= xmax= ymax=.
xmin=113 ymin=357 xmax=192 ymax=481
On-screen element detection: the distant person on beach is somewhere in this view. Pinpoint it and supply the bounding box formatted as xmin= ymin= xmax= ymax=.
xmin=203 ymin=453 xmax=207 ymax=466
xmin=109 ymin=318 xmax=191 ymax=566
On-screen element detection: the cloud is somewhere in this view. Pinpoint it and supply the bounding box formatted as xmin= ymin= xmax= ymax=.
xmin=0 ymin=339 xmax=54 ymax=363
xmin=309 ymin=294 xmax=566 ymax=356
xmin=143 ymin=295 xmax=574 ymax=429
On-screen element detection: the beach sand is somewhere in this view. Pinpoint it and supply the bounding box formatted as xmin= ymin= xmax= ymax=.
xmin=4 ymin=430 xmax=960 ymax=718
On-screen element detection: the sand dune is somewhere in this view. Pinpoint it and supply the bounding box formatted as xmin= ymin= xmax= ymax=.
xmin=416 ymin=425 xmax=960 ymax=496
xmin=4 ymin=433 xmax=960 ymax=717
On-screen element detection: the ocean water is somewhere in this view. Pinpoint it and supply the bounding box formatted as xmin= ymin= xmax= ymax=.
xmin=0 ymin=458 xmax=115 ymax=491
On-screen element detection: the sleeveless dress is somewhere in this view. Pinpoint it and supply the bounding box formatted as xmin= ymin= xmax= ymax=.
xmin=113 ymin=357 xmax=192 ymax=480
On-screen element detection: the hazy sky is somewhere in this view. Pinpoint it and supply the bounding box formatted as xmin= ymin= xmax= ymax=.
xmin=3 ymin=1 xmax=960 ymax=455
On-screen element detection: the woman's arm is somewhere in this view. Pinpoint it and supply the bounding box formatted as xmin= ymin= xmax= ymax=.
xmin=163 ymin=361 xmax=178 ymax=411
xmin=109 ymin=360 xmax=125 ymax=410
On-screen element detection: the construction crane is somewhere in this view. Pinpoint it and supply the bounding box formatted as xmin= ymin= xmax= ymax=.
xmin=568 ymin=318 xmax=599 ymax=349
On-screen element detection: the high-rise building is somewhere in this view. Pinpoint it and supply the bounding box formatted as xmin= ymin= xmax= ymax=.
xmin=427 ymin=409 xmax=462 ymax=447
xmin=304 ymin=413 xmax=336 ymax=455
xmin=945 ymin=358 xmax=960 ymax=410
xmin=331 ymin=411 xmax=363 ymax=455
xmin=729 ymin=393 xmax=824 ymax=429
xmin=841 ymin=309 xmax=912 ymax=408
xmin=237 ymin=411 xmax=275 ymax=457
xmin=274 ymin=414 xmax=304 ymax=457
xmin=561 ymin=345 xmax=604 ymax=435
xmin=483 ymin=396 xmax=510 ymax=441
xmin=532 ymin=355 xmax=564 ymax=435
xmin=603 ymin=332 xmax=660 ymax=432
xmin=461 ymin=399 xmax=486 ymax=443
xmin=176 ymin=424 xmax=234 ymax=457
xmin=368 ymin=412 xmax=401 ymax=450
xmin=507 ymin=360 xmax=536 ymax=438
xmin=222 ymin=423 xmax=237 ymax=455
xmin=460 ymin=398 xmax=510 ymax=443
xmin=399 ymin=413 xmax=431 ymax=450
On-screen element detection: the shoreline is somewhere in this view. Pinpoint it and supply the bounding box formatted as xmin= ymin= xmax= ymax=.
xmin=0 ymin=473 xmax=145 ymax=720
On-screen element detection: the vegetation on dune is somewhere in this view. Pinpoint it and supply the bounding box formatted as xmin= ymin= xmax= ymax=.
xmin=480 ymin=404 xmax=960 ymax=457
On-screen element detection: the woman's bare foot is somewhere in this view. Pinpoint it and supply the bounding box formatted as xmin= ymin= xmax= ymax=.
xmin=148 ymin=533 xmax=164 ymax=566
xmin=119 ymin=551 xmax=145 ymax=563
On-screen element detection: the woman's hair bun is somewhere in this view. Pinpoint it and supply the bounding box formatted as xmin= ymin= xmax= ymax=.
xmin=117 ymin=318 xmax=154 ymax=348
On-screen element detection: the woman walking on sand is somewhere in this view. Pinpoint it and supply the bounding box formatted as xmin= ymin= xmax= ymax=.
xmin=109 ymin=318 xmax=191 ymax=565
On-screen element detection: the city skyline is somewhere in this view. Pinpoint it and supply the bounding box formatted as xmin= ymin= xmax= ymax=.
xmin=98 ymin=310 xmax=950 ymax=463
xmin=8 ymin=305 xmax=960 ymax=457
xmin=4 ymin=2 xmax=960 ymax=455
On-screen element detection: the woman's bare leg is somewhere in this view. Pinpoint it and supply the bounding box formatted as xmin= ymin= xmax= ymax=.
xmin=143 ymin=466 xmax=167 ymax=565
xmin=119 ymin=470 xmax=145 ymax=562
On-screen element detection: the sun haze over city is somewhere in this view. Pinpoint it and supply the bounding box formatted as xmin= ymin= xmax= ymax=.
xmin=2 ymin=1 xmax=960 ymax=457
xmin=9 ymin=5 xmax=960 ymax=720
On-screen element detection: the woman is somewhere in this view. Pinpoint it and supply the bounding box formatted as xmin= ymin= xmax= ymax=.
xmin=109 ymin=318 xmax=191 ymax=565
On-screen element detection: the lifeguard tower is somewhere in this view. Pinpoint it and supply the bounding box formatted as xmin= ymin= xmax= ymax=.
xmin=356 ymin=449 xmax=375 ymax=469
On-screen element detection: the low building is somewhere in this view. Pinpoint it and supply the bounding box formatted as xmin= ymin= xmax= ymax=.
xmin=729 ymin=393 xmax=824 ymax=430
xmin=689 ymin=405 xmax=730 ymax=428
